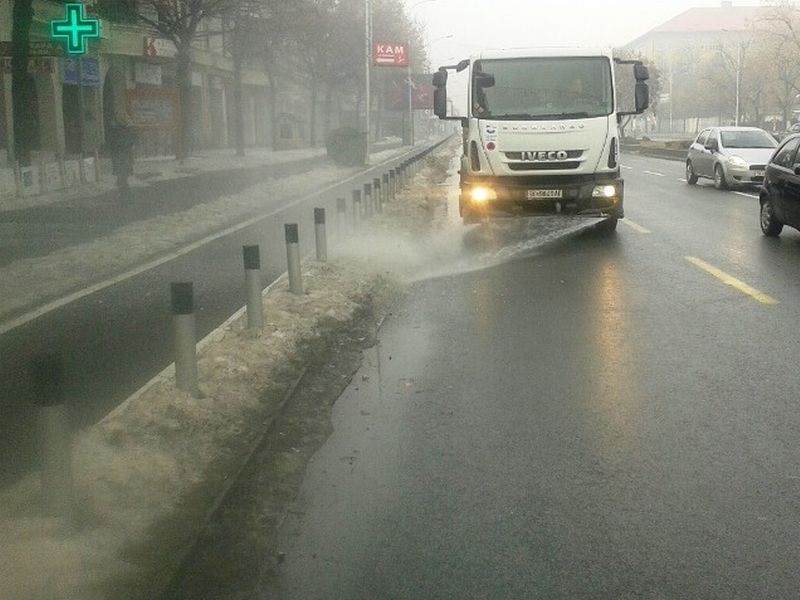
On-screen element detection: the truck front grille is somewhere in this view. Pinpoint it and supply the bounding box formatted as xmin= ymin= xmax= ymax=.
xmin=508 ymin=162 xmax=581 ymax=171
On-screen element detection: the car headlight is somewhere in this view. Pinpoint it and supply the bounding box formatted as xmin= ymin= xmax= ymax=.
xmin=728 ymin=156 xmax=748 ymax=169
xmin=470 ymin=186 xmax=497 ymax=203
xmin=592 ymin=184 xmax=617 ymax=198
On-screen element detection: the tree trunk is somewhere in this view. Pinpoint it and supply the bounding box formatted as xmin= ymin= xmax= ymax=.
xmin=263 ymin=63 xmax=278 ymax=150
xmin=233 ymin=57 xmax=245 ymax=157
xmin=11 ymin=0 xmax=36 ymax=164
xmin=309 ymin=78 xmax=318 ymax=147
xmin=323 ymin=83 xmax=332 ymax=141
xmin=175 ymin=43 xmax=193 ymax=161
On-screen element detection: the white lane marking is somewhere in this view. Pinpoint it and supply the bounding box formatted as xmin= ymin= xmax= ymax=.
xmin=0 ymin=148 xmax=421 ymax=336
xmin=621 ymin=165 xmax=633 ymax=171
xmin=621 ymin=219 xmax=652 ymax=234
xmin=644 ymin=170 xmax=666 ymax=177
xmin=733 ymin=191 xmax=759 ymax=199
xmin=678 ymin=178 xmax=687 ymax=183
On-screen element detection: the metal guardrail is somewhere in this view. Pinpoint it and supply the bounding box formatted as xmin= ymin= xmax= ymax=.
xmin=621 ymin=141 xmax=687 ymax=162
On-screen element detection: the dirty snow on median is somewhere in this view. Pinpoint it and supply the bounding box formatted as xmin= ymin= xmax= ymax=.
xmin=0 ymin=138 xmax=603 ymax=600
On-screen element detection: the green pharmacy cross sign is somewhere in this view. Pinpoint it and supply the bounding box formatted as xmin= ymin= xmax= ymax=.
xmin=50 ymin=3 xmax=101 ymax=55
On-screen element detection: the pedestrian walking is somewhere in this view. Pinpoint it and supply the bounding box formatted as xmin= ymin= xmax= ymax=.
xmin=108 ymin=113 xmax=136 ymax=197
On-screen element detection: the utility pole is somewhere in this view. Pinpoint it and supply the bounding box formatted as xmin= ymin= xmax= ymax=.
xmin=364 ymin=0 xmax=371 ymax=162
xmin=735 ymin=41 xmax=742 ymax=126
xmin=407 ymin=61 xmax=414 ymax=146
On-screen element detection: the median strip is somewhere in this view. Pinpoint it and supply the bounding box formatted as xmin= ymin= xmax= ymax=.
xmin=685 ymin=256 xmax=778 ymax=305
xmin=620 ymin=218 xmax=652 ymax=234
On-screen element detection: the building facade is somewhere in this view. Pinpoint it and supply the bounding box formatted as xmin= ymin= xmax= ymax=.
xmin=625 ymin=1 xmax=764 ymax=133
xmin=0 ymin=0 xmax=309 ymax=165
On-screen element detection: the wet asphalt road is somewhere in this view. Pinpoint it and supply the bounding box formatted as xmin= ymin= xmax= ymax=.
xmin=261 ymin=157 xmax=800 ymax=598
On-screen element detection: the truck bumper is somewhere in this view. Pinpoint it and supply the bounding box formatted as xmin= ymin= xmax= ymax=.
xmin=460 ymin=175 xmax=624 ymax=220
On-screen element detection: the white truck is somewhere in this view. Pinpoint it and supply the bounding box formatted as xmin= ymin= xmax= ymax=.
xmin=432 ymin=47 xmax=650 ymax=229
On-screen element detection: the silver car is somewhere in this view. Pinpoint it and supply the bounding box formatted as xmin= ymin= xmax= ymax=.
xmin=686 ymin=127 xmax=778 ymax=190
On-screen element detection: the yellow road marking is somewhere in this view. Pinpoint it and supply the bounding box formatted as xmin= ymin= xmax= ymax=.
xmin=621 ymin=218 xmax=651 ymax=234
xmin=685 ymin=256 xmax=778 ymax=305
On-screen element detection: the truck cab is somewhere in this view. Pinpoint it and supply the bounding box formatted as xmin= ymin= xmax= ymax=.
xmin=433 ymin=48 xmax=649 ymax=227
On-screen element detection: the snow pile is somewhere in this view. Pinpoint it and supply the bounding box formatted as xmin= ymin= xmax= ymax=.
xmin=0 ymin=259 xmax=397 ymax=600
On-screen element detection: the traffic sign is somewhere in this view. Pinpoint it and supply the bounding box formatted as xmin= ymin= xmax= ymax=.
xmin=373 ymin=42 xmax=409 ymax=67
xmin=50 ymin=3 xmax=101 ymax=56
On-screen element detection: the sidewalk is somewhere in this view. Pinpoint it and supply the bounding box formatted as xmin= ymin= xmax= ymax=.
xmin=0 ymin=145 xmax=331 ymax=214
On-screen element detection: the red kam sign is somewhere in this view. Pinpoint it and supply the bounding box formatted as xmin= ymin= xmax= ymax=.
xmin=373 ymin=42 xmax=409 ymax=67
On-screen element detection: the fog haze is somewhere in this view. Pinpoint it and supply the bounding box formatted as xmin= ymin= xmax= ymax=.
xmin=406 ymin=0 xmax=761 ymax=67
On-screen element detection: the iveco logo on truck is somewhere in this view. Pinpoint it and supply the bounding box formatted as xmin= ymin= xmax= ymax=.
xmin=522 ymin=151 xmax=569 ymax=162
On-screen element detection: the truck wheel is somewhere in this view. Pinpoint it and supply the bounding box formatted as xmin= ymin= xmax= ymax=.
xmin=686 ymin=161 xmax=698 ymax=185
xmin=714 ymin=165 xmax=728 ymax=190
xmin=597 ymin=217 xmax=618 ymax=233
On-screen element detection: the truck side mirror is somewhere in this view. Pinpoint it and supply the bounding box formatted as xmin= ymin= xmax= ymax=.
xmin=635 ymin=81 xmax=649 ymax=113
xmin=634 ymin=64 xmax=650 ymax=82
xmin=433 ymin=68 xmax=448 ymax=118
xmin=434 ymin=88 xmax=447 ymax=118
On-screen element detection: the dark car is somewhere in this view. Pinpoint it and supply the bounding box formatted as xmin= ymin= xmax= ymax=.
xmin=760 ymin=133 xmax=800 ymax=237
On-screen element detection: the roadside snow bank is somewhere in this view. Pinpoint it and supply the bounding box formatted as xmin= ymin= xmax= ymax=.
xmin=0 ymin=259 xmax=398 ymax=600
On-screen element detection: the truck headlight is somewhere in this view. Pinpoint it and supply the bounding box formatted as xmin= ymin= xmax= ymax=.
xmin=470 ymin=186 xmax=497 ymax=203
xmin=728 ymin=156 xmax=748 ymax=169
xmin=592 ymin=184 xmax=617 ymax=198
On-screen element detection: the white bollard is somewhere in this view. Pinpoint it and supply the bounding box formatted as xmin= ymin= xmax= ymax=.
xmin=285 ymin=224 xmax=303 ymax=295
xmin=243 ymin=245 xmax=264 ymax=330
xmin=172 ymin=282 xmax=199 ymax=396
xmin=314 ymin=208 xmax=327 ymax=262
xmin=352 ymin=189 xmax=362 ymax=228
xmin=336 ymin=197 xmax=347 ymax=236
xmin=32 ymin=354 xmax=77 ymax=527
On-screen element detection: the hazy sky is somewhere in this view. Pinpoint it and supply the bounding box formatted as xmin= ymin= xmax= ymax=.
xmin=403 ymin=0 xmax=762 ymax=67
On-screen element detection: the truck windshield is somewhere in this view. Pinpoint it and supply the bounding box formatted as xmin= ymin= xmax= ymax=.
xmin=472 ymin=57 xmax=613 ymax=120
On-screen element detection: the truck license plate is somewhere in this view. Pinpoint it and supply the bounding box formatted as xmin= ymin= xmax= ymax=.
xmin=752 ymin=170 xmax=765 ymax=178
xmin=527 ymin=189 xmax=563 ymax=200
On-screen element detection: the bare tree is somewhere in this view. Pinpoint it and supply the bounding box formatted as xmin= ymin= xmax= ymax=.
xmin=120 ymin=0 xmax=240 ymax=160
xmin=255 ymin=0 xmax=303 ymax=148
xmin=223 ymin=0 xmax=264 ymax=156
xmin=11 ymin=0 xmax=36 ymax=163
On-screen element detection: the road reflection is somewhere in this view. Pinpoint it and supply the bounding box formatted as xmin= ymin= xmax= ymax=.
xmin=582 ymin=254 xmax=643 ymax=467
